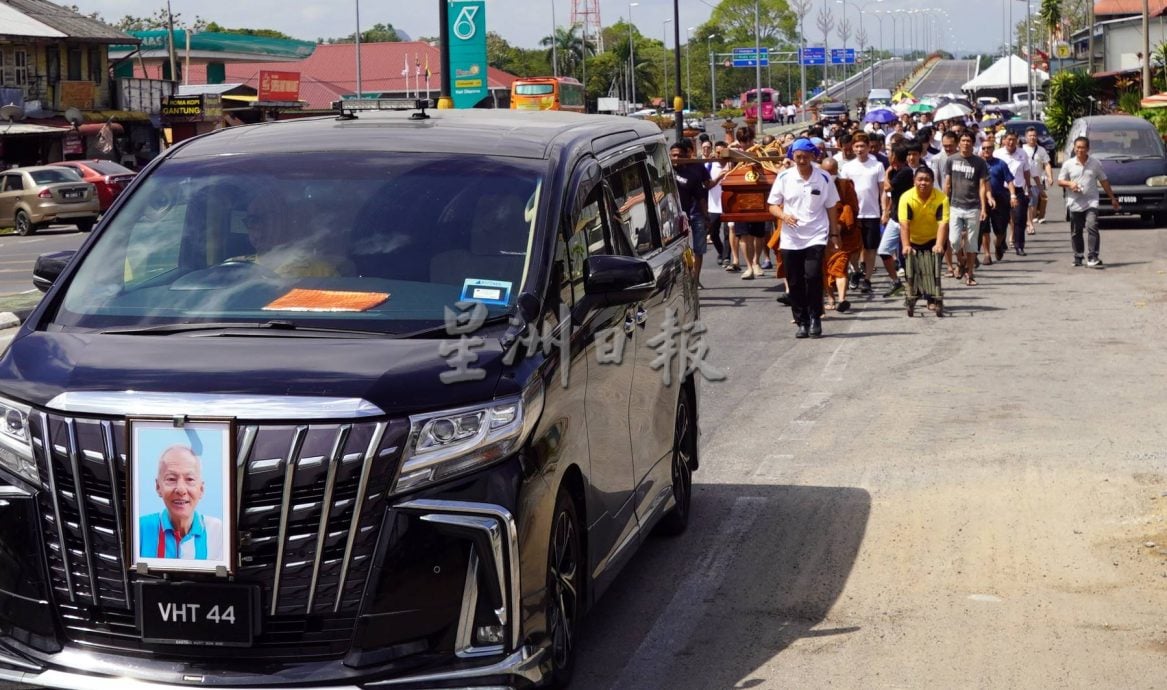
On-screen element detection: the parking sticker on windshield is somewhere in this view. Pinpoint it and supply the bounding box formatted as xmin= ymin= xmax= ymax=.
xmin=460 ymin=279 xmax=512 ymax=306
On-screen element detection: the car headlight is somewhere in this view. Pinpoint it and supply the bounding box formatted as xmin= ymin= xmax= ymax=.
xmin=391 ymin=380 xmax=545 ymax=495
xmin=1147 ymin=175 xmax=1167 ymax=187
xmin=0 ymin=396 xmax=39 ymax=486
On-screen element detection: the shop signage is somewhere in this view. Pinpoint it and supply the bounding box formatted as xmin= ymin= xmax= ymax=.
xmin=59 ymin=81 xmax=96 ymax=110
xmin=258 ymin=70 xmax=300 ymax=102
xmin=63 ymin=131 xmax=84 ymax=155
xmin=160 ymin=94 xmax=223 ymax=124
xmin=447 ymin=0 xmax=487 ymax=108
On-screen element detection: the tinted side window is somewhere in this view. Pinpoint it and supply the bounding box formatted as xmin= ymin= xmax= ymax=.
xmin=645 ymin=143 xmax=682 ymax=245
xmin=4 ymin=174 xmax=24 ymax=192
xmin=605 ymin=160 xmax=655 ymax=256
xmin=564 ymin=182 xmax=611 ymax=303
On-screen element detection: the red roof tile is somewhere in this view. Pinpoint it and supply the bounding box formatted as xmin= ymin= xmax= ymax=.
xmin=1094 ymin=0 xmax=1167 ymax=16
xmin=137 ymin=41 xmax=518 ymax=109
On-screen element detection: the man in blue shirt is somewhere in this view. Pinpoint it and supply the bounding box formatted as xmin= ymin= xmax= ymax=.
xmin=979 ymin=138 xmax=1015 ymax=263
xmin=139 ymin=445 xmax=223 ymax=560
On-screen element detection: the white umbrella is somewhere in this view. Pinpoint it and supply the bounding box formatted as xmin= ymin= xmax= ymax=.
xmin=933 ymin=102 xmax=972 ymax=122
xmin=893 ymin=101 xmax=912 ymax=114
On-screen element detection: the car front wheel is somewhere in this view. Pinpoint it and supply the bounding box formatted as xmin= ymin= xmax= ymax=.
xmin=545 ymin=488 xmax=582 ymax=688
xmin=15 ymin=210 xmax=34 ymax=236
xmin=75 ymin=219 xmax=95 ymax=233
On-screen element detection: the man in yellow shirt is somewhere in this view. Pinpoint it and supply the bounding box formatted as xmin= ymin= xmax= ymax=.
xmin=897 ymin=166 xmax=949 ymax=317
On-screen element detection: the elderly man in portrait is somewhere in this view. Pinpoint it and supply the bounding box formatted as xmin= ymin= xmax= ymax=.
xmin=139 ymin=445 xmax=223 ymax=560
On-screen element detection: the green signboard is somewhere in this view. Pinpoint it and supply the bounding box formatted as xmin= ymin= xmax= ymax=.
xmin=447 ymin=0 xmax=488 ymax=108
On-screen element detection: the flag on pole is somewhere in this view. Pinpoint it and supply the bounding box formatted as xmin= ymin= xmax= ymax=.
xmin=424 ymin=54 xmax=432 ymax=98
xmin=402 ymin=55 xmax=410 ymax=97
xmin=415 ymin=53 xmax=422 ymax=97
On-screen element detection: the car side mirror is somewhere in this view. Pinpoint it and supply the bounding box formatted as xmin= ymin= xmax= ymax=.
xmin=582 ymin=255 xmax=655 ymax=306
xmin=32 ymin=250 xmax=76 ymax=293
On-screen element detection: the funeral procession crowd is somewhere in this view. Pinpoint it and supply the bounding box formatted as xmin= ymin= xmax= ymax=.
xmin=670 ymin=107 xmax=1118 ymax=339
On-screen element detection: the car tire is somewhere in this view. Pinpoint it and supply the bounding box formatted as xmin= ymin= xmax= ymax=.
xmin=656 ymin=384 xmax=696 ymax=537
xmin=545 ymin=487 xmax=583 ymax=689
xmin=15 ymin=210 xmax=35 ymax=236
xmin=1154 ymin=212 xmax=1167 ymax=227
xmin=75 ymin=219 xmax=95 ymax=233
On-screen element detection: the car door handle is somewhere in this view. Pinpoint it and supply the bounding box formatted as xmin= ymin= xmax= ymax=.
xmin=634 ymin=303 xmax=648 ymax=326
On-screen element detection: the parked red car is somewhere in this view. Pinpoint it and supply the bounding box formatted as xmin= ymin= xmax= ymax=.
xmin=49 ymin=160 xmax=136 ymax=212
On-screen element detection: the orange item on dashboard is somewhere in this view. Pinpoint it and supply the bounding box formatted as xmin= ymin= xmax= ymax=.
xmin=263 ymin=289 xmax=389 ymax=312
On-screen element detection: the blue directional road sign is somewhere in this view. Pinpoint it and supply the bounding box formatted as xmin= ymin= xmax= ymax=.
xmin=830 ymin=48 xmax=856 ymax=65
xmin=799 ymin=47 xmax=826 ymax=65
xmin=732 ymin=46 xmax=769 ymax=67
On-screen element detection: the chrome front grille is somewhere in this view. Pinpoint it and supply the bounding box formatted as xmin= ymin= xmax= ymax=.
xmin=30 ymin=412 xmax=406 ymax=656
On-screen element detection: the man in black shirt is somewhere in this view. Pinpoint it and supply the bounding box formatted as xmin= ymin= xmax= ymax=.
xmin=670 ymin=140 xmax=714 ymax=285
xmin=877 ymin=140 xmax=922 ymax=297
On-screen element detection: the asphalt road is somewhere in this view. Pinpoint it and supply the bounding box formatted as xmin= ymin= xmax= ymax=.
xmin=912 ymin=58 xmax=979 ymax=96
xmin=0 ymin=226 xmax=87 ymax=296
xmin=569 ymin=189 xmax=1167 ymax=688
xmin=4 ymin=187 xmax=1167 ymax=688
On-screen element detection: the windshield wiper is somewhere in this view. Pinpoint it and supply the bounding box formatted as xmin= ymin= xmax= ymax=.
xmin=99 ymin=320 xmax=382 ymax=336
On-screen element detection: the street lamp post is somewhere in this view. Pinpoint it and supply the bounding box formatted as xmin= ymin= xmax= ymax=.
xmin=550 ymin=0 xmax=558 ymax=77
xmin=706 ymin=32 xmax=718 ymax=113
xmin=663 ymin=18 xmax=672 ymax=108
xmin=686 ymin=27 xmax=694 ymax=106
xmin=836 ymin=0 xmax=848 ymax=105
xmin=629 ymin=2 xmax=639 ymax=107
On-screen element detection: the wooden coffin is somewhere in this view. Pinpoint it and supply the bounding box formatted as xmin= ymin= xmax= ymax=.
xmin=720 ymin=163 xmax=778 ymax=222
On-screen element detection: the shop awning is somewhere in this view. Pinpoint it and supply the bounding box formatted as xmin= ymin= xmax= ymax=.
xmin=0 ymin=122 xmax=69 ymax=136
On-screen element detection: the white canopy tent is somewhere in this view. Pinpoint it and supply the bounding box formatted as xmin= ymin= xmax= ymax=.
xmin=962 ymin=55 xmax=1049 ymax=91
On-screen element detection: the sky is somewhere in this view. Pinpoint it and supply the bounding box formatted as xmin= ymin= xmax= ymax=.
xmin=69 ymin=0 xmax=1011 ymax=56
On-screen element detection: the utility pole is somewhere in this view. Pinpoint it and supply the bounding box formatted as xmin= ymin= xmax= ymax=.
xmin=754 ymin=0 xmax=761 ymax=128
xmin=673 ymin=0 xmax=683 ymax=141
xmin=165 ymin=0 xmax=177 ymax=82
xmin=354 ymin=0 xmax=362 ymax=97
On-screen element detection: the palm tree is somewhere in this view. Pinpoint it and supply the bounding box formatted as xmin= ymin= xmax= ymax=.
xmin=540 ymin=25 xmax=595 ymax=79
xmin=1038 ymin=0 xmax=1061 ymax=60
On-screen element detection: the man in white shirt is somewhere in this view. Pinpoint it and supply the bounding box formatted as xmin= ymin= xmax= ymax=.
xmin=767 ymin=138 xmax=840 ymax=339
xmin=1057 ymin=136 xmax=1119 ymax=267
xmin=1022 ymin=126 xmax=1053 ymax=229
xmin=994 ymin=131 xmax=1032 ymax=255
xmin=706 ymin=141 xmax=733 ymax=266
xmin=839 ymin=131 xmax=886 ymax=293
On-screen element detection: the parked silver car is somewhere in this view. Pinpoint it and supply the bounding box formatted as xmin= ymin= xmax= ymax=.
xmin=0 ymin=165 xmax=99 ymax=235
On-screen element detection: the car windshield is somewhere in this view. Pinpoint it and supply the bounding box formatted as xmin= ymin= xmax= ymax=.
xmin=53 ymin=152 xmax=544 ymax=335
xmin=30 ymin=168 xmax=82 ymax=184
xmin=1089 ymin=126 xmax=1167 ymax=159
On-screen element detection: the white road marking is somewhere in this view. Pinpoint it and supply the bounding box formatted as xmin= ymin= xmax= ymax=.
xmin=611 ymin=496 xmax=767 ymax=690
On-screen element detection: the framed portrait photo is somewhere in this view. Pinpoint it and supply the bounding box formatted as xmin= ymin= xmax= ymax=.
xmin=129 ymin=418 xmax=234 ymax=574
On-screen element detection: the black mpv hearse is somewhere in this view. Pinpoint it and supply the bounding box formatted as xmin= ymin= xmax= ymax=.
xmin=0 ymin=102 xmax=700 ymax=688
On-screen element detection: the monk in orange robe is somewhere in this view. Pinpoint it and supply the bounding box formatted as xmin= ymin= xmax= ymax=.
xmin=819 ymin=157 xmax=861 ymax=313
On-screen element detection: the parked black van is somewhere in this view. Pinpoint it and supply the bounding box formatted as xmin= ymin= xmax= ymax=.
xmin=0 ymin=102 xmax=701 ymax=688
